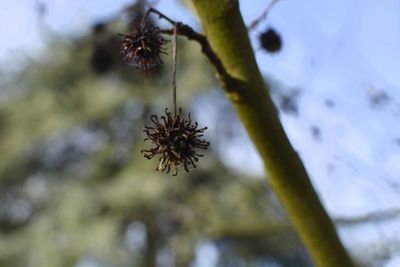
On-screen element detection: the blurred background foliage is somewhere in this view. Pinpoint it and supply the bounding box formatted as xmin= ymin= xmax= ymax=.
xmin=0 ymin=2 xmax=315 ymax=267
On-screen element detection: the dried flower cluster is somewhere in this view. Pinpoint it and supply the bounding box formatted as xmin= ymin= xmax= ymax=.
xmin=119 ymin=22 xmax=168 ymax=70
xmin=141 ymin=108 xmax=209 ymax=176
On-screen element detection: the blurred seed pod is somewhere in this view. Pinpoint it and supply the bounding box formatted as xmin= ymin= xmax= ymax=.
xmin=118 ymin=23 xmax=168 ymax=70
xmin=259 ymin=27 xmax=282 ymax=53
xmin=90 ymin=36 xmax=119 ymax=74
xmin=92 ymin=21 xmax=108 ymax=35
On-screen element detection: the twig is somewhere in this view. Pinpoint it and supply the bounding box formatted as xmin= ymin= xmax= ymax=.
xmin=248 ymin=0 xmax=280 ymax=31
xmin=148 ymin=8 xmax=228 ymax=75
xmin=172 ymin=23 xmax=178 ymax=116
xmin=150 ymin=8 xmax=240 ymax=93
xmin=161 ymin=24 xmax=229 ymax=78
xmin=334 ymin=208 xmax=400 ymax=226
xmin=148 ymin=7 xmax=175 ymax=25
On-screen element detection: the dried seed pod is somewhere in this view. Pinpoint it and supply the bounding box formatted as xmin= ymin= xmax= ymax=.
xmin=141 ymin=108 xmax=209 ymax=176
xmin=91 ymin=37 xmax=118 ymax=74
xmin=259 ymin=27 xmax=282 ymax=53
xmin=118 ymin=22 xmax=168 ymax=70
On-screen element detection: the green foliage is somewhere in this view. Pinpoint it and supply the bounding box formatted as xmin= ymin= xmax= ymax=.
xmin=0 ymin=11 xmax=311 ymax=267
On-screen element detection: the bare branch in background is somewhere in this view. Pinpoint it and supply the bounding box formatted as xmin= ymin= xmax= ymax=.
xmin=248 ymin=0 xmax=281 ymax=31
xmin=335 ymin=208 xmax=400 ymax=226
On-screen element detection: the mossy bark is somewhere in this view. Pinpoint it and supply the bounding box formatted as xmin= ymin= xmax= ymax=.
xmin=191 ymin=1 xmax=355 ymax=266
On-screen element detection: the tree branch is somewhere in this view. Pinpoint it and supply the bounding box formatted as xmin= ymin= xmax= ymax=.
xmin=190 ymin=1 xmax=355 ymax=267
xmin=148 ymin=8 xmax=242 ymax=94
xmin=161 ymin=23 xmax=229 ymax=80
xmin=335 ymin=208 xmax=400 ymax=226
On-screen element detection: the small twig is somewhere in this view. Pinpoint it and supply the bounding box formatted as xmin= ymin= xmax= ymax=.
xmin=148 ymin=7 xmax=175 ymax=25
xmin=172 ymin=23 xmax=178 ymax=116
xmin=248 ymin=0 xmax=280 ymax=31
xmin=145 ymin=8 xmax=228 ymax=77
xmin=150 ymin=8 xmax=241 ymax=93
xmin=161 ymin=24 xmax=228 ymax=78
xmin=334 ymin=207 xmax=400 ymax=226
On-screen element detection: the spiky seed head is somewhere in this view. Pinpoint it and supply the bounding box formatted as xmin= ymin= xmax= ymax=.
xmin=119 ymin=22 xmax=168 ymax=70
xmin=141 ymin=108 xmax=209 ymax=176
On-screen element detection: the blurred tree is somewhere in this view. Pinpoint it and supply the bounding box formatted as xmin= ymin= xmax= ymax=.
xmin=5 ymin=1 xmax=397 ymax=267
xmin=0 ymin=2 xmax=315 ymax=267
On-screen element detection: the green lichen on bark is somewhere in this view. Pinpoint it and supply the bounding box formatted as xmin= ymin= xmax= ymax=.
xmin=191 ymin=1 xmax=355 ymax=266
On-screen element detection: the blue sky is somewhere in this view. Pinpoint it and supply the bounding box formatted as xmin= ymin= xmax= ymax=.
xmin=1 ymin=0 xmax=400 ymax=265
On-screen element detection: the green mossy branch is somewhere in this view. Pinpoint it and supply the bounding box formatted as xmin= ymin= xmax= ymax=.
xmin=190 ymin=1 xmax=355 ymax=266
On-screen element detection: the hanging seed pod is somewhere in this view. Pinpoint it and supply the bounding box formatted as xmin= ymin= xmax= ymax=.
xmin=118 ymin=22 xmax=168 ymax=70
xmin=141 ymin=108 xmax=209 ymax=176
xmin=91 ymin=38 xmax=118 ymax=74
xmin=259 ymin=27 xmax=282 ymax=53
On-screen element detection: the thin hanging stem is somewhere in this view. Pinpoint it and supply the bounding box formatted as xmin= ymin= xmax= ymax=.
xmin=145 ymin=8 xmax=178 ymax=115
xmin=172 ymin=23 xmax=178 ymax=116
